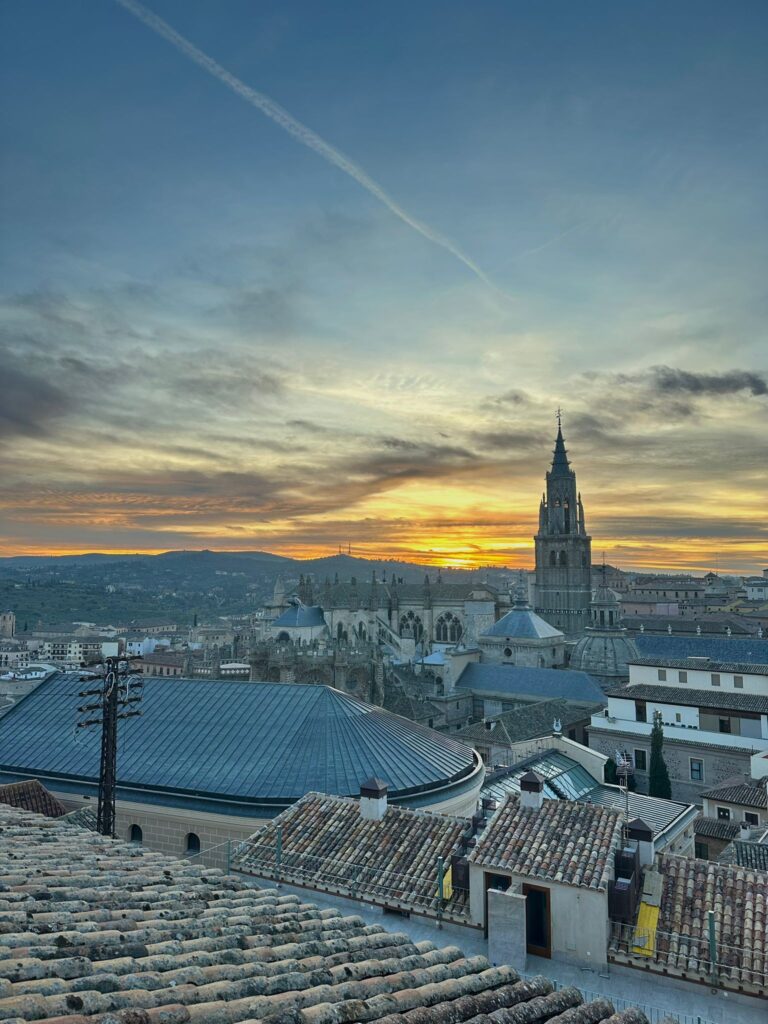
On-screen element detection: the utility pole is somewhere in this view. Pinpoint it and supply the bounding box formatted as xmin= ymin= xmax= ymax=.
xmin=77 ymin=657 xmax=143 ymax=837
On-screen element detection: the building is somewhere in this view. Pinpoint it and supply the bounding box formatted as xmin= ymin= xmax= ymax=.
xmin=478 ymin=589 xmax=566 ymax=667
xmin=0 ymin=610 xmax=15 ymax=638
xmin=746 ymin=571 xmax=768 ymax=601
xmin=0 ymin=802 xmax=656 ymax=1024
xmin=454 ymin=699 xmax=602 ymax=763
xmin=455 ymin=663 xmax=606 ymax=719
xmin=588 ymin=668 xmax=768 ymax=802
xmin=534 ymin=419 xmax=592 ymax=635
xmin=468 ymin=783 xmax=622 ymax=965
xmin=481 ymin=748 xmax=697 ymax=859
xmin=570 ymin=581 xmax=640 ymax=685
xmin=0 ymin=672 xmax=485 ymax=865
xmin=701 ymin=775 xmax=768 ymax=828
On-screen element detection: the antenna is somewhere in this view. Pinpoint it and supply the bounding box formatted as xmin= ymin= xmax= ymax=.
xmin=76 ymin=656 xmax=144 ymax=837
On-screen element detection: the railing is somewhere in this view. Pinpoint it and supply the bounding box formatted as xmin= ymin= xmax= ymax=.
xmin=609 ymin=919 xmax=767 ymax=992
xmin=230 ymin=838 xmax=471 ymax=922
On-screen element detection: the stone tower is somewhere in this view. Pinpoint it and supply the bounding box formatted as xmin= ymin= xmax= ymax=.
xmin=534 ymin=417 xmax=592 ymax=634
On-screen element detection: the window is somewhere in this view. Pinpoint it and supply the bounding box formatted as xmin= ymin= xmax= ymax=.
xmin=634 ymin=749 xmax=647 ymax=771
xmin=568 ymin=729 xmax=577 ymax=740
xmin=716 ymin=807 xmax=731 ymax=821
xmin=657 ymin=669 xmax=667 ymax=681
xmin=503 ymin=647 xmax=512 ymax=658
xmin=185 ymin=832 xmax=200 ymax=855
xmin=695 ymin=841 xmax=709 ymax=859
xmin=129 ymin=824 xmax=143 ymax=844
xmin=711 ymin=673 xmax=720 ymax=687
xmin=635 ymin=701 xmax=647 ymax=723
xmin=675 ymin=712 xmax=681 ymax=723
xmin=734 ymin=675 xmax=744 ymax=689
xmin=690 ymin=759 xmax=704 ymax=782
xmin=745 ymin=812 xmax=759 ymax=826
xmin=718 ymin=717 xmax=731 ymax=734
xmin=678 ymin=670 xmax=688 ymax=684
xmin=559 ymin=550 xmax=568 ymax=567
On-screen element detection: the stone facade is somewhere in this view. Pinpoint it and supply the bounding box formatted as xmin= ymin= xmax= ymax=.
xmin=534 ymin=423 xmax=592 ymax=635
xmin=588 ymin=726 xmax=755 ymax=803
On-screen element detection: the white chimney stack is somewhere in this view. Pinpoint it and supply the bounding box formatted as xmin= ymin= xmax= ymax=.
xmin=360 ymin=777 xmax=388 ymax=821
xmin=519 ymin=771 xmax=545 ymax=811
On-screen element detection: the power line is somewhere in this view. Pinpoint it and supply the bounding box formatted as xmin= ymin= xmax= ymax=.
xmin=76 ymin=657 xmax=144 ymax=837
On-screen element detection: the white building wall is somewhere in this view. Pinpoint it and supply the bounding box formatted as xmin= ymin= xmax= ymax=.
xmin=629 ymin=663 xmax=767 ymax=695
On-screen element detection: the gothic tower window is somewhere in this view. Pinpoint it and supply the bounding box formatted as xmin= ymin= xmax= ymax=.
xmin=550 ymin=551 xmax=557 ymax=566
xmin=559 ymin=551 xmax=568 ymax=567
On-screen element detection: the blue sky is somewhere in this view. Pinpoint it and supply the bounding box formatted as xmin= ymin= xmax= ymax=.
xmin=1 ymin=0 xmax=766 ymax=570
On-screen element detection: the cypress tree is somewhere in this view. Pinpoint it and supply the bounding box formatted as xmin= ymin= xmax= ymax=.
xmin=648 ymin=712 xmax=672 ymax=799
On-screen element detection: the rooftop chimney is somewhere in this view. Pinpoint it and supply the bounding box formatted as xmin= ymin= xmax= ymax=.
xmin=519 ymin=771 xmax=545 ymax=811
xmin=359 ymin=777 xmax=388 ymax=821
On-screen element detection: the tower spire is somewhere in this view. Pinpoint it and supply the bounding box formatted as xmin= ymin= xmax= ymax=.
xmin=550 ymin=412 xmax=570 ymax=476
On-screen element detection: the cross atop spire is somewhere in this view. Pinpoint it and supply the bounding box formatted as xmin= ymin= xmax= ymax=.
xmin=550 ymin=413 xmax=571 ymax=476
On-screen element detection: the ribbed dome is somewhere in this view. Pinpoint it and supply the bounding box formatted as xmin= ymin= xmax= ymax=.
xmin=570 ymin=632 xmax=639 ymax=682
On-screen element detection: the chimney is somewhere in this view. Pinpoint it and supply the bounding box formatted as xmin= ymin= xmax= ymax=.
xmin=519 ymin=771 xmax=545 ymax=811
xmin=359 ymin=777 xmax=388 ymax=821
xmin=626 ymin=818 xmax=654 ymax=865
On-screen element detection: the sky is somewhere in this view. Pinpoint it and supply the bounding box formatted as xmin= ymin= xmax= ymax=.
xmin=0 ymin=1 xmax=766 ymax=573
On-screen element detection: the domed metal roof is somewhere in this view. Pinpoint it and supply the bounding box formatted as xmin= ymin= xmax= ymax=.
xmin=570 ymin=632 xmax=640 ymax=681
xmin=0 ymin=674 xmax=482 ymax=817
xmin=482 ymin=604 xmax=564 ymax=640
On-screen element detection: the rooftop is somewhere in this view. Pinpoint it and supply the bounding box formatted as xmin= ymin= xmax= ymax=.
xmin=233 ymin=792 xmax=469 ymax=918
xmin=718 ymin=833 xmax=768 ymax=872
xmin=701 ymin=778 xmax=768 ymax=809
xmin=605 ymin=682 xmax=768 ymax=714
xmin=482 ymin=750 xmax=694 ymax=840
xmin=272 ymin=603 xmax=327 ymax=628
xmin=0 ymin=778 xmax=67 ymax=818
xmin=455 ymin=698 xmax=601 ymax=748
xmin=633 ymin=634 xmax=768 ymax=666
xmin=653 ymin=854 xmax=767 ymax=986
xmin=629 ymin=656 xmax=768 ymax=676
xmin=693 ymin=816 xmax=742 ymax=842
xmin=482 ymin=604 xmax=564 ymax=640
xmin=0 ymin=803 xmax=651 ymax=1024
xmin=0 ymin=674 xmax=482 ymax=816
xmin=469 ymin=794 xmax=623 ymax=890
xmin=456 ymin=664 xmax=606 ymax=705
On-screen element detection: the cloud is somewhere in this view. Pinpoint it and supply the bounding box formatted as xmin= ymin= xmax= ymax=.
xmin=0 ymin=365 xmax=73 ymax=438
xmin=648 ymin=365 xmax=767 ymax=397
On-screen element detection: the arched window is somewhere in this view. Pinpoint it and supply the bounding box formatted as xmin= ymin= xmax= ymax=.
xmin=337 ymin=622 xmax=344 ymax=641
xmin=277 ymin=631 xmax=290 ymax=642
xmin=185 ymin=832 xmax=200 ymax=856
xmin=435 ymin=613 xmax=463 ymax=643
xmin=399 ymin=611 xmax=423 ymax=641
xmin=549 ymin=551 xmax=557 ymax=566
xmin=129 ymin=824 xmax=143 ymax=844
xmin=357 ymin=622 xmax=367 ymax=640
xmin=559 ymin=550 xmax=568 ymax=567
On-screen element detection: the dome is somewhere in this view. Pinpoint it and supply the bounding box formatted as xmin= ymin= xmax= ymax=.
xmin=570 ymin=631 xmax=639 ymax=682
xmin=0 ymin=674 xmax=483 ymax=817
xmin=483 ymin=601 xmax=564 ymax=641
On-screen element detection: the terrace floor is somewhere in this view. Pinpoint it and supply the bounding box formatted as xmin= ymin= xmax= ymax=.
xmin=235 ymin=872 xmax=766 ymax=1024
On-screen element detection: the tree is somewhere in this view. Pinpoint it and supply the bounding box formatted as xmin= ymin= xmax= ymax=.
xmin=648 ymin=712 xmax=672 ymax=799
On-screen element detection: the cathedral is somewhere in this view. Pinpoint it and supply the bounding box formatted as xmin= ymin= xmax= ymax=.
xmin=533 ymin=418 xmax=593 ymax=635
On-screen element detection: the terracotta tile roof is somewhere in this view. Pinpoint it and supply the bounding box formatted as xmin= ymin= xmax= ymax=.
xmin=693 ymin=816 xmax=741 ymax=841
xmin=718 ymin=836 xmax=768 ymax=872
xmin=0 ymin=803 xmax=649 ymax=1024
xmin=233 ymin=792 xmax=469 ymax=916
xmin=0 ymin=779 xmax=67 ymax=818
xmin=655 ymin=854 xmax=768 ymax=985
xmin=468 ymin=795 xmax=623 ymax=891
xmin=701 ymin=778 xmax=768 ymax=809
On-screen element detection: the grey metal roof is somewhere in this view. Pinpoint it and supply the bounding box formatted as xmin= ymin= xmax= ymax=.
xmin=634 ymin=634 xmax=768 ymax=666
xmin=718 ymin=835 xmax=768 ymax=870
xmin=482 ymin=606 xmax=563 ymax=640
xmin=272 ymin=604 xmax=327 ymax=628
xmin=583 ymin=786 xmax=695 ymax=837
xmin=0 ymin=674 xmax=480 ymax=816
xmin=605 ymin=682 xmax=768 ymax=713
xmin=457 ymin=664 xmax=606 ymax=705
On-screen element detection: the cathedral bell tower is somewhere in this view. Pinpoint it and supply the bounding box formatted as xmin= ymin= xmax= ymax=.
xmin=534 ymin=414 xmax=592 ymax=634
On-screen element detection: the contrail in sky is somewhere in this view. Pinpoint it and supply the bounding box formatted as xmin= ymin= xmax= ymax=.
xmin=115 ymin=0 xmax=505 ymax=297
